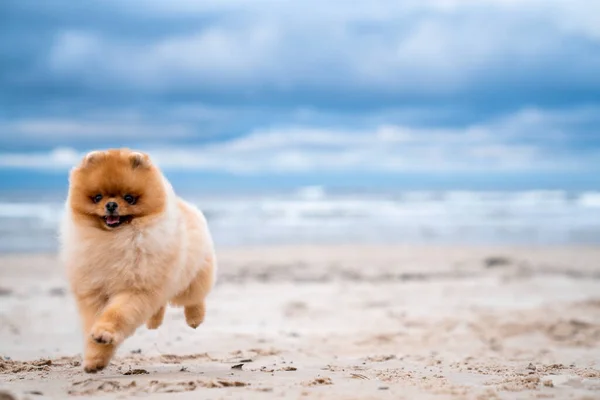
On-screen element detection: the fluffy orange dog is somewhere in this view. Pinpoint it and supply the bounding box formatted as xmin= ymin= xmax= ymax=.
xmin=59 ymin=149 xmax=217 ymax=373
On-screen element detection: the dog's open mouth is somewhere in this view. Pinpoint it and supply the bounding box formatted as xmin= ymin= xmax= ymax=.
xmin=103 ymin=215 xmax=133 ymax=228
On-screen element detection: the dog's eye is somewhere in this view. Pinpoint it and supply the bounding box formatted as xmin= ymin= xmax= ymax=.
xmin=124 ymin=194 xmax=136 ymax=205
xmin=92 ymin=194 xmax=103 ymax=203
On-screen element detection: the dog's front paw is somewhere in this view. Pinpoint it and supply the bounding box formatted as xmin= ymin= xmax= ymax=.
xmin=90 ymin=323 xmax=122 ymax=345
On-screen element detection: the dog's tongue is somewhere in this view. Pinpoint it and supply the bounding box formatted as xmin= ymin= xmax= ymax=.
xmin=106 ymin=216 xmax=120 ymax=225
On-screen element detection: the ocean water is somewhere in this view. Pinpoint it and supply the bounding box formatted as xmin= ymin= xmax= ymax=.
xmin=0 ymin=187 xmax=599 ymax=253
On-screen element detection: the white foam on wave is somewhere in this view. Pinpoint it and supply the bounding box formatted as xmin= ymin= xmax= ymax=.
xmin=0 ymin=202 xmax=63 ymax=226
xmin=1 ymin=190 xmax=600 ymax=251
xmin=443 ymin=190 xmax=568 ymax=207
xmin=578 ymin=192 xmax=600 ymax=208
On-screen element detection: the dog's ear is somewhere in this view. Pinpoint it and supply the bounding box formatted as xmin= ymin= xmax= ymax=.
xmin=81 ymin=150 xmax=105 ymax=166
xmin=129 ymin=151 xmax=151 ymax=169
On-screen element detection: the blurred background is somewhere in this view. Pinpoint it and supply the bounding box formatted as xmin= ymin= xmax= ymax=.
xmin=1 ymin=0 xmax=600 ymax=253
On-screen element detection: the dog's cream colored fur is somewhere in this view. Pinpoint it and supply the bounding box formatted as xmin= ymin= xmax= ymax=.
xmin=59 ymin=149 xmax=216 ymax=373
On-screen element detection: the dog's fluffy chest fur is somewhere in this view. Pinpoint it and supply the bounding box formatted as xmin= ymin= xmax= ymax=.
xmin=61 ymin=206 xmax=185 ymax=297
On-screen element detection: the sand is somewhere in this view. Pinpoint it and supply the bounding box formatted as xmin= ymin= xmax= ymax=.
xmin=1 ymin=245 xmax=600 ymax=399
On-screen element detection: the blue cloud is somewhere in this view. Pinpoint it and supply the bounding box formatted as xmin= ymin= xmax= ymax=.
xmin=0 ymin=0 xmax=599 ymax=189
xmin=3 ymin=1 xmax=600 ymax=107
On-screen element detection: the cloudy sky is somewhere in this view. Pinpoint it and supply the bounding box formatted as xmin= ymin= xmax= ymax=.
xmin=1 ymin=0 xmax=599 ymax=190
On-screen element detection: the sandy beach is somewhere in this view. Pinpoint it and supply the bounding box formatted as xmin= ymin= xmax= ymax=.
xmin=1 ymin=245 xmax=600 ymax=399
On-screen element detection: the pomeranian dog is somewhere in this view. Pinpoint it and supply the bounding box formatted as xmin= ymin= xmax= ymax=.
xmin=59 ymin=148 xmax=217 ymax=373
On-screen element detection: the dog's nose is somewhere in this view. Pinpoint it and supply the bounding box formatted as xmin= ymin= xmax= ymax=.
xmin=105 ymin=202 xmax=118 ymax=213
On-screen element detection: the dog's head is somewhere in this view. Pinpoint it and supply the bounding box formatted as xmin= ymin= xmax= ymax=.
xmin=68 ymin=149 xmax=167 ymax=230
